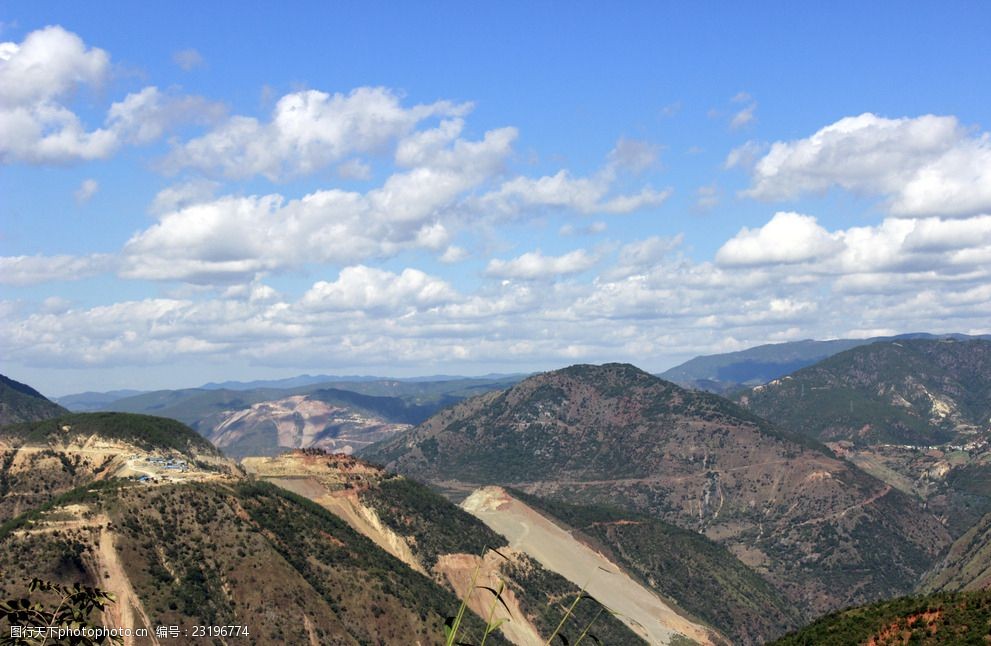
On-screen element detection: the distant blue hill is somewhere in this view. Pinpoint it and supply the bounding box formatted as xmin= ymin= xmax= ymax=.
xmin=659 ymin=332 xmax=991 ymax=391
xmin=54 ymin=389 xmax=146 ymax=412
xmin=197 ymin=373 xmax=526 ymax=391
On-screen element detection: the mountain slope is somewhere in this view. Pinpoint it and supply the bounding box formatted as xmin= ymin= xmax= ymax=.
xmin=922 ymin=510 xmax=991 ymax=593
xmin=0 ymin=374 xmax=67 ymax=426
xmin=102 ymin=378 xmax=519 ymax=458
xmin=0 ymin=412 xmax=233 ymax=523
xmin=244 ymin=449 xmax=647 ymax=645
xmin=736 ymin=339 xmax=991 ymax=535
xmin=462 ymin=486 xmax=719 ymax=645
xmin=661 ymin=333 xmax=991 ymax=392
xmin=0 ymin=479 xmax=507 ymax=646
xmin=737 ymin=339 xmax=991 ymax=446
xmin=364 ymin=363 xmax=951 ymax=618
xmin=506 ymin=489 xmax=801 ymax=644
xmin=770 ymin=590 xmax=991 ymax=645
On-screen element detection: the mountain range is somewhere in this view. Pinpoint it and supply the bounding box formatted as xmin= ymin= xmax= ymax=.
xmin=659 ymin=332 xmax=991 ymax=393
xmin=362 ymin=363 xmax=951 ymax=618
xmin=4 ymin=334 xmax=991 ymax=643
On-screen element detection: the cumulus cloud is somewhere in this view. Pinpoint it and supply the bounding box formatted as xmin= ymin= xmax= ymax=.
xmin=485 ymin=249 xmax=597 ymax=280
xmin=439 ymin=246 xmax=470 ymax=263
xmin=0 ymin=27 xmax=222 ymax=164
xmin=742 ymin=113 xmax=991 ymax=217
xmin=716 ymin=212 xmax=843 ymax=266
xmin=5 ymin=211 xmax=991 ymax=372
xmin=164 ymin=87 xmax=472 ymax=180
xmin=714 ymin=211 xmax=991 ymax=287
xmin=121 ymin=132 xmax=505 ymax=283
xmin=0 ymin=25 xmax=108 ymax=107
xmin=74 ymin=178 xmax=98 ymax=204
xmin=0 ymin=253 xmax=114 ymax=285
xmin=149 ymin=179 xmax=221 ymax=215
xmin=106 ymin=86 xmax=224 ymax=145
xmin=301 ymin=266 xmax=458 ymax=313
xmin=0 ymin=25 xmax=116 ymax=163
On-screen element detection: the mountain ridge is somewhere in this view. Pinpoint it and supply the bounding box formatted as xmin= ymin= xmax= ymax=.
xmin=363 ymin=362 xmax=952 ymax=618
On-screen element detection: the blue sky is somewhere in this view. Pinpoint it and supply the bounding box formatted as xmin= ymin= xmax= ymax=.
xmin=2 ymin=3 xmax=991 ymax=395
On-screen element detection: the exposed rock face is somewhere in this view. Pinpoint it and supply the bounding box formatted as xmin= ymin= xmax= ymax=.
xmin=206 ymin=394 xmax=411 ymax=457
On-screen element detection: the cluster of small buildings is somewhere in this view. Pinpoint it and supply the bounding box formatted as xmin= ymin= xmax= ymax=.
xmin=147 ymin=455 xmax=189 ymax=472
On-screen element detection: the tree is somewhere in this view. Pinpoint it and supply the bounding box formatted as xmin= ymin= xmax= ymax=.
xmin=0 ymin=577 xmax=121 ymax=645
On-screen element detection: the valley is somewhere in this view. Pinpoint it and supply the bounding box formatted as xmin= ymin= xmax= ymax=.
xmin=3 ymin=337 xmax=991 ymax=644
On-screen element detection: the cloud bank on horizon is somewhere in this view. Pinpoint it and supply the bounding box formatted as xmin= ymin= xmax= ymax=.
xmin=1 ymin=11 xmax=990 ymax=393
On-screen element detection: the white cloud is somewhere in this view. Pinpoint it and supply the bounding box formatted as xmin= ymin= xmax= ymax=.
xmin=559 ymin=221 xmax=607 ymax=236
xmin=0 ymin=254 xmax=113 ymax=285
xmin=172 ymin=48 xmax=203 ymax=71
xmin=0 ymin=27 xmax=221 ymax=164
xmin=730 ymin=102 xmax=757 ymax=129
xmin=742 ymin=113 xmax=991 ymax=217
xmin=729 ymin=93 xmax=757 ymax=130
xmin=106 ymin=86 xmax=224 ymax=145
xmin=124 ymin=122 xmax=516 ymax=282
xmin=74 ymin=178 xmax=98 ymax=204
xmin=164 ymin=87 xmax=472 ymax=180
xmin=150 ymin=179 xmax=221 ymax=215
xmin=337 ymin=158 xmax=372 ymax=180
xmin=724 ymin=140 xmax=766 ymax=170
xmin=0 ymin=25 xmax=108 ymax=107
xmin=716 ymin=212 xmax=843 ymax=267
xmin=5 ymin=210 xmax=991 ymax=372
xmin=439 ymin=246 xmax=470 ymax=263
xmin=485 ymin=249 xmax=597 ymax=280
xmin=479 ymin=169 xmax=671 ymax=217
xmin=301 ymin=266 xmax=458 ymax=313
xmin=0 ymin=26 xmax=115 ymax=163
